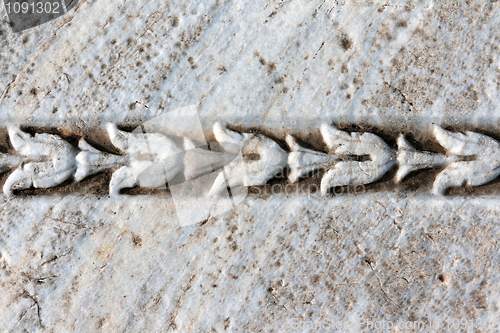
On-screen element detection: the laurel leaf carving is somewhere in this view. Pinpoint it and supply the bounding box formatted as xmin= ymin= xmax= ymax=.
xmin=75 ymin=138 xmax=129 ymax=182
xmin=106 ymin=123 xmax=183 ymax=195
xmin=3 ymin=127 xmax=76 ymax=195
xmin=319 ymin=124 xmax=396 ymax=194
xmin=395 ymin=135 xmax=451 ymax=183
xmin=0 ymin=123 xmax=499 ymax=196
xmin=432 ymin=126 xmax=500 ymax=195
xmin=286 ymin=135 xmax=338 ymax=183
xmin=209 ymin=123 xmax=288 ymax=195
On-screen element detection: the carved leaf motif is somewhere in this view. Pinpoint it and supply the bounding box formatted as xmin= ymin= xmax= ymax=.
xmin=2 ymin=122 xmax=500 ymax=196
xmin=106 ymin=123 xmax=183 ymax=195
xmin=3 ymin=127 xmax=76 ymax=195
xmin=182 ymin=137 xmax=240 ymax=182
xmin=75 ymin=138 xmax=129 ymax=182
xmin=319 ymin=124 xmax=396 ymax=194
xmin=395 ymin=135 xmax=451 ymax=183
xmin=209 ymin=123 xmax=288 ymax=195
xmin=432 ymin=126 xmax=500 ymax=195
xmin=286 ymin=135 xmax=337 ymax=183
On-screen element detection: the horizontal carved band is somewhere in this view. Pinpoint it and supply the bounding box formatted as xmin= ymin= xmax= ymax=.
xmin=0 ymin=123 xmax=498 ymax=196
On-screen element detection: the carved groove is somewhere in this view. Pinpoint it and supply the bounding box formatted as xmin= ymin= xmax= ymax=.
xmin=0 ymin=123 xmax=499 ymax=196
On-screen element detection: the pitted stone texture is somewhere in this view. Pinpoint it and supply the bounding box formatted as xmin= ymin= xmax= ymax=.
xmin=0 ymin=194 xmax=499 ymax=332
xmin=1 ymin=1 xmax=499 ymax=138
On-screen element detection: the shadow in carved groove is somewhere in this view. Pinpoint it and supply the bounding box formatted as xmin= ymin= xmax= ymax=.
xmin=1 ymin=124 xmax=500 ymax=196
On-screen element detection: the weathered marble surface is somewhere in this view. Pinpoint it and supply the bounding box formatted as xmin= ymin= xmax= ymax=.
xmin=1 ymin=0 xmax=499 ymax=137
xmin=1 ymin=0 xmax=500 ymax=332
xmin=1 ymin=194 xmax=500 ymax=332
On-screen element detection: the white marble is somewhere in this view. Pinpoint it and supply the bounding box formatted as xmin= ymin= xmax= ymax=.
xmin=1 ymin=0 xmax=500 ymax=332
xmin=1 ymin=193 xmax=500 ymax=332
